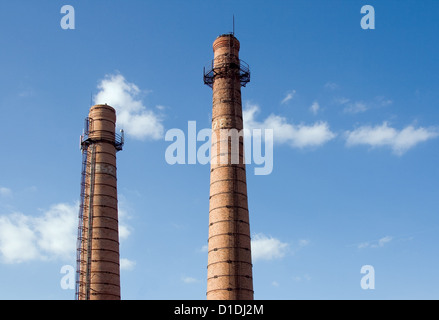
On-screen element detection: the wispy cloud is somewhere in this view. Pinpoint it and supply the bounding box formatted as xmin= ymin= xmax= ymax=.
xmin=345 ymin=122 xmax=439 ymax=155
xmin=292 ymin=274 xmax=312 ymax=282
xmin=336 ymin=96 xmax=393 ymax=114
xmin=324 ymin=82 xmax=339 ymax=90
xmin=18 ymin=89 xmax=35 ymax=98
xmin=376 ymin=96 xmax=393 ymax=107
xmin=117 ymin=195 xmax=135 ymax=269
xmin=343 ymin=101 xmax=368 ymax=114
xmin=244 ymin=103 xmax=336 ymax=148
xmin=309 ymin=101 xmax=320 ymax=115
xmin=94 ymin=73 xmax=165 ymax=140
xmin=334 ymin=97 xmax=350 ymax=105
xmin=0 ymin=187 xmax=12 ymax=198
xmin=181 ymin=276 xmax=200 ymax=284
xmin=117 ymin=197 xmax=133 ymax=242
xmin=358 ymin=236 xmax=393 ymax=249
xmin=281 ymin=90 xmax=296 ymax=104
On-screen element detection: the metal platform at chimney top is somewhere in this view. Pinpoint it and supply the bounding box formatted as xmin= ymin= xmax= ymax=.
xmin=79 ymin=117 xmax=124 ymax=152
xmin=203 ymin=59 xmax=250 ymax=88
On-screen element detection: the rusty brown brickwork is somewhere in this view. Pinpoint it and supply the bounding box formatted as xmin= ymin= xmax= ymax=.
xmin=78 ymin=104 xmax=121 ymax=300
xmin=206 ymin=34 xmax=254 ymax=300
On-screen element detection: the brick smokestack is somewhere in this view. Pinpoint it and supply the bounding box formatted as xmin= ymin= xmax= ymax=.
xmin=204 ymin=34 xmax=254 ymax=300
xmin=77 ymin=104 xmax=123 ymax=300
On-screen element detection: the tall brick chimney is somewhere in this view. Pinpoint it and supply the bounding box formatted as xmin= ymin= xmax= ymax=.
xmin=76 ymin=104 xmax=124 ymax=300
xmin=204 ymin=34 xmax=254 ymax=300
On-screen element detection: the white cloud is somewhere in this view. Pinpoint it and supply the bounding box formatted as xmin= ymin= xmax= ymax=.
xmin=310 ymin=101 xmax=320 ymax=115
xmin=0 ymin=203 xmax=77 ymax=264
xmin=377 ymin=236 xmax=393 ymax=247
xmin=0 ymin=201 xmax=135 ymax=265
xmin=358 ymin=236 xmax=393 ymax=249
xmin=34 ymin=203 xmax=77 ymax=260
xmin=182 ymin=276 xmax=199 ymax=284
xmin=251 ymin=233 xmax=289 ymax=261
xmin=116 ymin=201 xmax=135 ymax=272
xmin=94 ymin=73 xmax=164 ymax=140
xmin=376 ymin=96 xmax=393 ymax=107
xmin=0 ymin=187 xmax=12 ymax=197
xmin=324 ymin=82 xmax=339 ymax=90
xmin=0 ymin=213 xmax=40 ymax=263
xmin=119 ymin=225 xmax=131 ymax=241
xmin=343 ymin=101 xmax=368 ymax=114
xmin=117 ymin=204 xmax=132 ymax=242
xmin=120 ymin=258 xmax=136 ymax=271
xmin=292 ymin=274 xmax=312 ymax=282
xmin=298 ymin=239 xmax=310 ymax=248
xmin=337 ymin=96 xmax=392 ymax=114
xmin=244 ymin=104 xmax=336 ymax=148
xmin=345 ymin=122 xmax=439 ymax=155
xmin=281 ymin=90 xmax=296 ymax=104
xmin=335 ymin=97 xmax=350 ymax=105
xmin=334 ymin=96 xmax=367 ymax=114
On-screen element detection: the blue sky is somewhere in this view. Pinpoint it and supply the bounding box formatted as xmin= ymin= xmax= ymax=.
xmin=0 ymin=0 xmax=438 ymax=300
